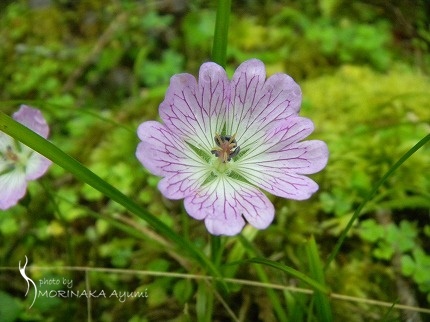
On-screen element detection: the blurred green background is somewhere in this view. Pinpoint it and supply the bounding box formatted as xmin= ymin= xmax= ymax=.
xmin=0 ymin=0 xmax=429 ymax=321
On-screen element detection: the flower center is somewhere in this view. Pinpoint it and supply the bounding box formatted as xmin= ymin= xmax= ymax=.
xmin=210 ymin=133 xmax=240 ymax=164
xmin=5 ymin=146 xmax=19 ymax=162
xmin=0 ymin=143 xmax=33 ymax=173
xmin=0 ymin=145 xmax=23 ymax=174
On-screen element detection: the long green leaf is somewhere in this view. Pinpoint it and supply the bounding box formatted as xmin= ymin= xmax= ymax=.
xmin=0 ymin=112 xmax=224 ymax=284
xmin=306 ymin=236 xmax=333 ymax=322
xmin=196 ymin=281 xmax=214 ymax=322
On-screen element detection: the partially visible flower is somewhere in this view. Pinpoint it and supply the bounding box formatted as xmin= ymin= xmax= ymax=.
xmin=0 ymin=105 xmax=52 ymax=210
xmin=136 ymin=59 xmax=329 ymax=236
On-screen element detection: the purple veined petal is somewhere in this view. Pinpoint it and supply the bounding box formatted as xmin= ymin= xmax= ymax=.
xmin=157 ymin=172 xmax=206 ymax=200
xmin=260 ymin=140 xmax=330 ymax=175
xmin=227 ymin=59 xmax=302 ymax=149
xmin=25 ymin=149 xmax=52 ymax=180
xmin=236 ymin=115 xmax=329 ymax=200
xmin=0 ymin=170 xmax=27 ymax=210
xmin=136 ymin=121 xmax=210 ymax=199
xmin=239 ymin=168 xmax=321 ymax=200
xmin=137 ymin=121 xmax=185 ymax=176
xmin=159 ymin=62 xmax=230 ymax=152
xmin=183 ymin=177 xmax=275 ymax=236
xmin=241 ymin=116 xmax=317 ymax=158
xmin=237 ymin=143 xmax=329 ymax=200
xmin=13 ymin=105 xmax=50 ymax=138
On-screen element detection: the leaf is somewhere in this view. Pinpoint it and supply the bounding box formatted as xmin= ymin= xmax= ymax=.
xmin=0 ymin=112 xmax=226 ymax=289
xmin=305 ymin=236 xmax=333 ymax=322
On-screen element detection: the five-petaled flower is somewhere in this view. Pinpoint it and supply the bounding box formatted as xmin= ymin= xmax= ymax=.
xmin=0 ymin=105 xmax=52 ymax=210
xmin=136 ymin=59 xmax=329 ymax=236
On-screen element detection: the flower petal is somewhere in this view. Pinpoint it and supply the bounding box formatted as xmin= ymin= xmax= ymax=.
xmin=183 ymin=177 xmax=274 ymax=236
xmin=25 ymin=149 xmax=52 ymax=180
xmin=13 ymin=105 xmax=50 ymax=138
xmin=159 ymin=62 xmax=229 ymax=152
xmin=240 ymin=170 xmax=320 ymax=200
xmin=237 ymin=117 xmax=329 ymax=200
xmin=0 ymin=170 xmax=27 ymax=210
xmin=227 ymin=59 xmax=302 ymax=150
xmin=242 ymin=116 xmax=321 ymax=162
xmin=136 ymin=121 xmax=209 ymax=199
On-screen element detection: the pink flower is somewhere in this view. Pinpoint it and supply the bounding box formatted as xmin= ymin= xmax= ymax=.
xmin=0 ymin=105 xmax=52 ymax=210
xmin=136 ymin=59 xmax=328 ymax=235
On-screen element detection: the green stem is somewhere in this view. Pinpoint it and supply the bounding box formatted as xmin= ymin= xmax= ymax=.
xmin=212 ymin=0 xmax=231 ymax=67
xmin=211 ymin=235 xmax=221 ymax=265
xmin=325 ymin=133 xmax=430 ymax=269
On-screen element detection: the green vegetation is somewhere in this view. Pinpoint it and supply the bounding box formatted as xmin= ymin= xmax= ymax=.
xmin=0 ymin=0 xmax=429 ymax=321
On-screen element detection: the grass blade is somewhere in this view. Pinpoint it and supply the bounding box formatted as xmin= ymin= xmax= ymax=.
xmin=305 ymin=236 xmax=333 ymax=322
xmin=0 ymin=112 xmax=225 ymax=285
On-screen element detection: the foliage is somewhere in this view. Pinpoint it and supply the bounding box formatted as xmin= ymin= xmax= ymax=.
xmin=0 ymin=0 xmax=430 ymax=321
xmin=303 ymin=64 xmax=430 ymax=314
